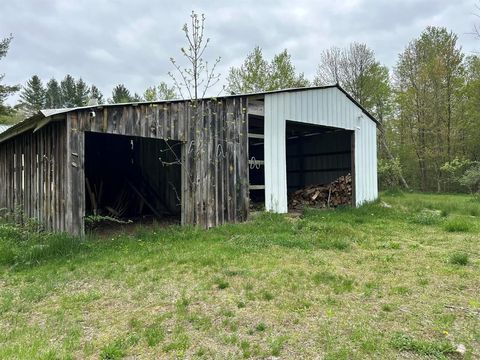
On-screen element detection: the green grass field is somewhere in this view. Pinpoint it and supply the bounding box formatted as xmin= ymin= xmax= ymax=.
xmin=0 ymin=192 xmax=479 ymax=359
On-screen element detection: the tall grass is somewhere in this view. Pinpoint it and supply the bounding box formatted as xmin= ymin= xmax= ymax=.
xmin=0 ymin=223 xmax=86 ymax=267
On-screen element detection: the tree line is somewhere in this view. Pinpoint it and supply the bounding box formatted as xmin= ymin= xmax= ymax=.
xmin=0 ymin=23 xmax=479 ymax=193
xmin=15 ymin=75 xmax=178 ymax=117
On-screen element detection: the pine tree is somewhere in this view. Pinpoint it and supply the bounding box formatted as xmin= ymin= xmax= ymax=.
xmin=60 ymin=75 xmax=77 ymax=108
xmin=131 ymin=92 xmax=143 ymax=102
xmin=45 ymin=78 xmax=62 ymax=108
xmin=19 ymin=75 xmax=46 ymax=116
xmin=74 ymin=78 xmax=90 ymax=106
xmin=110 ymin=84 xmax=132 ymax=103
xmin=89 ymin=85 xmax=104 ymax=105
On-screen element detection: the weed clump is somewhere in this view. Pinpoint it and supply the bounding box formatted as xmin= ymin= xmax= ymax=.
xmin=449 ymin=252 xmax=469 ymax=266
xmin=255 ymin=322 xmax=266 ymax=332
xmin=313 ymin=271 xmax=355 ymax=294
xmin=317 ymin=237 xmax=350 ymax=251
xmin=390 ymin=332 xmax=455 ymax=357
xmin=443 ymin=217 xmax=472 ymax=232
xmin=100 ymin=339 xmax=126 ymax=359
xmin=412 ymin=209 xmax=443 ymax=225
xmin=215 ymin=278 xmax=229 ymax=289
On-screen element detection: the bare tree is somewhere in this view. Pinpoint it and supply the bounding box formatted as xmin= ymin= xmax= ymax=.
xmin=168 ymin=11 xmax=222 ymax=101
xmin=314 ymin=43 xmax=378 ymax=106
xmin=315 ymin=42 xmax=410 ymax=189
xmin=314 ymin=46 xmax=343 ymax=85
xmin=162 ymin=11 xmax=234 ymax=217
xmin=473 ymin=2 xmax=480 ymax=40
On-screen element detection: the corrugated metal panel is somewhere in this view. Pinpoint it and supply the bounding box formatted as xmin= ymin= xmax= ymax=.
xmin=264 ymin=87 xmax=377 ymax=212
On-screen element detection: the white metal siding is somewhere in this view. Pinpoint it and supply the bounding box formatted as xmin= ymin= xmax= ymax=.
xmin=264 ymin=87 xmax=377 ymax=212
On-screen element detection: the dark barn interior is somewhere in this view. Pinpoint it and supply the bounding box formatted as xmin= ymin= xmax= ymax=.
xmin=248 ymin=114 xmax=265 ymax=205
xmin=286 ymin=121 xmax=353 ymax=204
xmin=84 ymin=132 xmax=181 ymax=224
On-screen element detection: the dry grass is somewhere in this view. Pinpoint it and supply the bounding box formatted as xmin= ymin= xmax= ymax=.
xmin=0 ymin=192 xmax=479 ymax=359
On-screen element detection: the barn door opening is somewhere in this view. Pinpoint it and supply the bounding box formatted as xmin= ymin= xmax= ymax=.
xmin=247 ymin=97 xmax=265 ymax=210
xmin=285 ymin=121 xmax=354 ymax=211
xmin=84 ymin=132 xmax=182 ymax=229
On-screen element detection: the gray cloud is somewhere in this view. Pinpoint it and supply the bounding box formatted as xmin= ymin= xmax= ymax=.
xmin=1 ymin=0 xmax=478 ymax=104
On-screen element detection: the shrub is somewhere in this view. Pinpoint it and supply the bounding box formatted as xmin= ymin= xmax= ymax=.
xmin=440 ymin=158 xmax=473 ymax=192
xmin=449 ymin=252 xmax=469 ymax=266
xmin=378 ymin=157 xmax=404 ymax=190
xmin=460 ymin=162 xmax=480 ymax=194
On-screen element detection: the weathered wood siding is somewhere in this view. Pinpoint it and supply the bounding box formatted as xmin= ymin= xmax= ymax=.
xmin=65 ymin=113 xmax=85 ymax=235
xmin=180 ymin=98 xmax=249 ymax=228
xmin=68 ymin=97 xmax=249 ymax=232
xmin=0 ymin=97 xmax=249 ymax=235
xmin=75 ymin=103 xmax=187 ymax=141
xmin=0 ymin=121 xmax=67 ymax=231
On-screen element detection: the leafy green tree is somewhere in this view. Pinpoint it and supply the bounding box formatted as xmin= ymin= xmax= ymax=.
xmin=226 ymin=46 xmax=269 ymax=94
xmin=394 ymin=27 xmax=465 ymax=191
xmin=157 ymin=82 xmax=177 ymax=100
xmin=0 ymin=34 xmax=20 ymax=116
xmin=143 ymin=86 xmax=157 ymax=101
xmin=268 ymin=49 xmax=309 ymax=90
xmin=110 ymin=84 xmax=132 ymax=103
xmin=74 ymin=78 xmax=90 ymax=106
xmin=460 ymin=163 xmax=480 ymax=194
xmin=143 ymin=82 xmax=177 ymax=101
xmin=463 ymin=55 xmax=480 ymax=159
xmin=19 ymin=75 xmax=46 ymax=115
xmin=227 ymin=47 xmax=308 ymax=93
xmin=89 ymin=85 xmax=104 ymax=105
xmin=45 ymin=78 xmax=62 ymax=108
xmin=60 ymin=75 xmax=77 ymax=108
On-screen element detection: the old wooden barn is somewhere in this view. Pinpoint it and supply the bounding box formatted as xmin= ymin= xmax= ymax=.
xmin=0 ymin=85 xmax=378 ymax=236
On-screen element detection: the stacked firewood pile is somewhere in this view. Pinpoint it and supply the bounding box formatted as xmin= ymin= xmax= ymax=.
xmin=289 ymin=173 xmax=352 ymax=209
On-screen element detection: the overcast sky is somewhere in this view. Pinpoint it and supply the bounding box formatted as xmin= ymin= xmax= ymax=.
xmin=1 ymin=0 xmax=479 ymax=104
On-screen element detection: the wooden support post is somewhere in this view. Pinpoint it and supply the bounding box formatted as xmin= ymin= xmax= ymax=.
xmin=65 ymin=112 xmax=85 ymax=237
